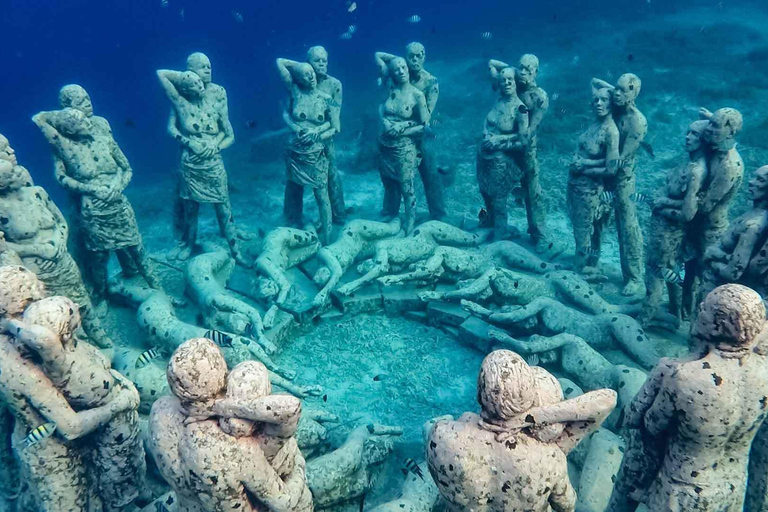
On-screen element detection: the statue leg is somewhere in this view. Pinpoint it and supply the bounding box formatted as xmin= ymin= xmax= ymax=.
xmin=381 ymin=175 xmax=402 ymax=218
xmin=326 ymin=141 xmax=347 ymax=224
xmin=747 ymin=422 xmax=768 ymax=512
xmin=89 ymin=249 xmax=111 ymax=307
xmin=417 ymin=138 xmax=446 ymax=220
xmin=640 ymin=218 xmax=682 ymax=326
xmin=214 ymin=201 xmax=248 ymax=266
xmin=284 ymin=180 xmax=304 ymax=228
xmin=612 ymin=171 xmax=645 ymax=294
xmin=490 ymin=193 xmax=509 ymax=241
xmin=0 ymin=407 xmax=19 ymax=506
xmin=480 ymin=191 xmax=495 ymax=228
xmin=568 ymin=181 xmax=601 ymax=272
xmin=401 ymin=178 xmax=417 ymax=235
xmin=519 ymin=145 xmax=547 ymax=244
xmin=115 ymin=248 xmax=139 ymax=278
xmin=607 ymin=315 xmax=659 ymax=369
xmin=312 ymin=186 xmax=333 ymax=246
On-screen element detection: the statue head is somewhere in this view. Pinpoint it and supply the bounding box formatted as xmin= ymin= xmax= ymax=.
xmin=59 ymin=85 xmax=93 ymax=117
xmin=293 ymin=62 xmax=317 ymax=90
xmin=692 ymin=284 xmax=766 ymax=354
xmin=704 ymin=108 xmax=742 ymax=151
xmin=685 ymin=120 xmax=709 ymax=154
xmin=388 ymin=57 xmax=410 ymax=85
xmin=0 ymin=266 xmax=46 ymax=316
xmin=477 ymin=349 xmax=536 ymax=421
xmin=591 ymin=81 xmax=613 ymax=118
xmin=497 ymin=67 xmax=518 ymax=98
xmin=167 ymin=337 xmax=227 ymax=405
xmin=187 ymin=52 xmax=212 ymax=85
xmin=748 ymin=165 xmax=768 ymax=203
xmin=177 ymin=71 xmax=205 ymax=99
xmin=613 ymin=73 xmax=641 ymax=107
xmin=307 ymin=46 xmax=329 ymax=78
xmin=23 ymin=296 xmax=81 ymax=348
xmin=0 ymin=134 xmax=18 ymax=167
xmin=219 ymin=360 xmax=272 ymax=437
xmin=0 ymin=157 xmax=32 ymax=192
xmin=313 ymin=266 xmax=332 ymax=286
xmin=406 ymin=42 xmax=426 ymax=73
xmin=254 ymin=276 xmax=279 ymax=301
xmin=54 ymin=108 xmax=93 ymax=137
xmin=517 ymin=54 xmax=539 ymax=87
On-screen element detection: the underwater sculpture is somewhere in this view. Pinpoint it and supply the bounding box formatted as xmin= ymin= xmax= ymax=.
xmin=0 ymin=139 xmax=111 ymax=347
xmin=186 ymin=250 xmax=274 ymax=354
xmin=609 ymin=284 xmax=768 ymax=512
xmin=3 ymin=295 xmax=147 ymax=511
xmin=335 ymin=220 xmax=483 ymax=296
xmin=108 ymin=280 xmax=321 ymax=397
xmin=466 ymin=295 xmax=658 ymax=369
xmin=312 ymin=218 xmax=403 ymax=307
xmin=426 ymin=349 xmax=617 ymax=512
xmin=32 ymin=108 xmax=163 ymax=312
xmin=307 ymin=45 xmax=347 ymax=225
xmin=158 ymin=53 xmax=247 ymax=266
xmin=374 ymin=52 xmax=431 ymax=234
xmin=567 ymin=79 xmax=620 ymax=279
xmin=277 ymin=57 xmax=339 ymax=245
xmin=700 ymin=165 xmax=768 ymax=298
xmin=639 ymin=120 xmax=709 ymax=328
xmin=477 ymin=63 xmax=529 ymax=241
xmin=0 ymin=266 xmax=141 ymax=512
xmin=376 ymin=240 xmax=561 ymax=287
xmin=419 ymin=268 xmax=631 ymax=316
xmin=255 ymin=226 xmax=320 ymax=327
xmin=489 ymin=55 xmax=552 ymax=252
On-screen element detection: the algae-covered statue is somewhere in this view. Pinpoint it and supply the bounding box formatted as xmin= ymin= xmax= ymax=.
xmin=32 ymin=108 xmax=163 ymax=313
xmin=700 ymin=165 xmax=768 ymax=298
xmin=489 ymin=55 xmax=553 ymax=252
xmin=158 ymin=53 xmax=248 ymax=266
xmin=567 ymin=79 xmax=620 ymax=278
xmin=609 ymin=284 xmax=768 ymax=512
xmin=374 ymin=52 xmax=430 ymax=234
xmin=307 ymin=45 xmax=347 ymax=225
xmin=312 ymin=218 xmax=403 ymax=307
xmin=0 ymin=137 xmax=111 ymax=347
xmin=426 ymin=350 xmax=616 ymax=512
xmin=277 ymin=57 xmax=339 ymax=245
xmin=639 ymin=120 xmax=709 ymax=327
xmin=477 ymin=64 xmax=529 ymax=241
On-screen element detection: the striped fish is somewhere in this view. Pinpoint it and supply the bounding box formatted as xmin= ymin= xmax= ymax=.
xmin=660 ymin=268 xmax=684 ymax=285
xmin=135 ymin=348 xmax=162 ymax=369
xmin=19 ymin=422 xmax=56 ymax=450
xmin=599 ymin=191 xmax=615 ymax=203
xmin=526 ymin=354 xmax=540 ymax=366
xmin=630 ymin=192 xmax=652 ymax=205
xmin=402 ymin=458 xmax=424 ymax=480
xmin=204 ymin=329 xmax=234 ymax=348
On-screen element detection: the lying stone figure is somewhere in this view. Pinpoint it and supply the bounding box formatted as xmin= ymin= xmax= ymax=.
xmin=255 ymin=226 xmax=320 ymax=328
xmin=336 ymin=220 xmax=484 ymax=296
xmin=0 ymin=139 xmax=111 ymax=347
xmin=186 ymin=251 xmax=275 ymax=354
xmin=2 ymin=296 xmax=147 ymax=510
xmin=376 ymin=240 xmax=562 ymax=287
xmin=427 ymin=350 xmax=616 ymax=511
xmin=108 ymin=280 xmax=320 ymax=397
xmin=419 ymin=268 xmax=633 ymax=316
xmin=609 ymin=284 xmax=768 ymax=512
xmin=312 ymin=218 xmax=403 ymax=307
xmin=465 ymin=295 xmax=658 ymax=369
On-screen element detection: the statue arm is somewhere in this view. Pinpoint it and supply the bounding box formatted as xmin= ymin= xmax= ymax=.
xmin=214 ymin=395 xmax=301 ymax=429
xmin=488 ymin=330 xmax=576 ymax=353
xmin=487 ymin=59 xmax=510 ymax=81
xmin=438 ymin=270 xmax=494 ymax=300
xmin=487 ymin=297 xmax=552 ymax=325
xmin=425 ymin=78 xmax=439 ymax=115
xmin=1 ymin=320 xmax=65 ymax=364
xmin=623 ymin=359 xmax=674 ymax=428
xmin=337 ymin=249 xmax=390 ymax=296
xmin=313 ymin=248 xmax=343 ymax=306
xmin=675 ymin=164 xmax=706 ymax=222
xmin=237 ymin=443 xmax=295 ymax=510
xmin=276 ymin=58 xmax=300 ymax=89
xmin=712 ymin=223 xmax=761 ymax=281
xmin=540 ymin=389 xmax=618 ymax=453
xmin=156 ymin=70 xmax=184 ymax=104
xmin=583 ymin=127 xmax=620 ymax=177
xmin=399 ymin=92 xmax=429 ymax=137
xmin=549 ymin=478 xmax=577 ymax=512
xmin=619 ymin=116 xmax=647 ymax=160
xmin=110 ymin=140 xmax=133 ymax=192
xmin=53 ymin=156 xmax=100 ymax=196
xmin=591 ymin=78 xmax=613 ymax=90
xmin=700 ymin=172 xmax=742 ymax=215
xmin=528 ymin=90 xmax=549 ymax=135
xmin=379 ymin=251 xmax=444 ymax=285
xmin=42 ymin=188 xmax=70 ymax=241
xmin=167 ymin=109 xmax=192 ymax=149
xmin=282 ymin=110 xmax=303 ymax=133
xmin=515 ymin=103 xmax=531 ymax=147
xmin=375 ymin=52 xmax=396 ymax=77
xmin=216 ymin=89 xmax=235 ymax=151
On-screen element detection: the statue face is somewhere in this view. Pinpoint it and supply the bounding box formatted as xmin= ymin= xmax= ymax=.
xmin=499 ymin=68 xmax=517 ymax=97
xmin=613 ymin=75 xmax=637 ymax=106
xmin=179 ymin=71 xmax=205 ymax=98
xmin=390 ymin=58 xmax=409 ymax=84
xmin=749 ymin=167 xmax=768 ymax=201
xmin=308 ymin=48 xmax=329 ymax=78
xmin=685 ymin=123 xmax=706 ymax=153
xmin=704 ymin=111 xmax=738 ymax=150
xmin=296 ymin=64 xmax=317 ymax=89
xmin=0 ymin=161 xmax=29 ymax=191
xmin=69 ymin=90 xmax=94 ymax=117
xmin=406 ymin=47 xmax=425 ymax=73
xmin=0 ymin=136 xmax=18 ymax=167
xmin=59 ymin=109 xmax=93 ymax=137
xmin=517 ymin=63 xmax=537 ymax=87
xmin=592 ymin=88 xmax=612 ymax=117
xmin=188 ymin=54 xmax=212 ymax=84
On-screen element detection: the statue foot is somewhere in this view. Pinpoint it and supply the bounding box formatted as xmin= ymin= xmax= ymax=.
xmin=93 ymin=299 xmax=110 ymax=319
xmin=418 ymin=291 xmax=441 ymax=302
xmin=461 ymin=300 xmax=491 ymax=317
xmin=258 ymin=337 xmax=278 ymax=355
xmin=169 ymin=243 xmax=193 ymax=261
xmin=233 ymin=253 xmax=253 ymax=269
xmin=622 ymin=280 xmax=645 ymax=297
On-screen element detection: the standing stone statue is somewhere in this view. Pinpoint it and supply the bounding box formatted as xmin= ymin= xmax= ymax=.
xmin=374 ymin=53 xmax=430 ymax=234
xmin=307 ymin=46 xmax=348 ymax=224
xmin=276 ymin=58 xmax=339 ymax=245
xmin=568 ymin=79 xmax=620 ymax=276
xmin=32 ymin=108 xmax=163 ymax=314
xmin=490 ymin=55 xmax=552 ymax=252
xmin=158 ymin=53 xmax=248 ymax=266
xmin=609 ymin=284 xmax=768 ymax=512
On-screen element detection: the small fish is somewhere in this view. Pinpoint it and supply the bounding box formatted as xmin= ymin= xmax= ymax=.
xmin=627 ymin=54 xmax=635 ymax=62
xmin=639 ymin=141 xmax=655 ymax=158
xmin=232 ymin=11 xmax=244 ymax=23
xmin=402 ymin=458 xmax=424 ymax=480
xmin=322 ymin=394 xmax=328 ymax=402
xmin=179 ymin=8 xmax=185 ymax=21
xmin=124 ymin=118 xmax=135 ymax=128
xmin=340 ymin=31 xmax=353 ymax=40
xmin=572 ymin=55 xmax=580 ymax=65
xmin=160 ymin=0 xmax=168 ymax=7
xmin=347 ymin=1 xmax=357 ymax=12
xmin=204 ymin=329 xmax=234 ymax=348
xmin=481 ymin=31 xmax=493 ymax=40
xmin=600 ymin=191 xmax=616 ymax=203
xmin=19 ymin=422 xmax=56 ymax=450
xmin=245 ymin=120 xmax=257 ymax=129
xmin=551 ymin=93 xmax=560 ymax=101
xmin=407 ymin=14 xmax=421 ymax=23
xmin=660 ymin=268 xmax=684 ymax=285
xmin=135 ymin=348 xmax=161 ymax=369
xmin=430 ymin=118 xmax=442 ymax=127
xmin=630 ymin=192 xmax=652 ymax=204
xmin=526 ymin=354 xmax=540 ymax=366
xmin=348 ymin=24 xmax=357 ymax=33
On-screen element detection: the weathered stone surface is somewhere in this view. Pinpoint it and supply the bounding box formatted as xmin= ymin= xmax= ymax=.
xmin=427 ymin=302 xmax=470 ymax=327
xmin=458 ymin=317 xmax=494 ymax=352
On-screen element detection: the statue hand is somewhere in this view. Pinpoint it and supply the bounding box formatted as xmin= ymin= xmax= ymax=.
xmin=336 ymin=283 xmax=355 ymax=296
xmin=92 ymin=186 xmax=112 ymax=202
xmin=481 ymin=137 xmax=498 ymax=151
xmin=698 ymin=107 xmax=713 ymax=120
xmin=312 ymin=290 xmax=329 ymax=309
xmin=263 ymin=306 xmax=278 ymax=330
xmin=110 ymin=381 xmax=140 ymax=413
xmin=298 ymin=385 xmax=324 ymax=398
xmin=418 ymin=291 xmax=440 ymax=302
xmin=377 ymin=275 xmax=401 ymax=286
